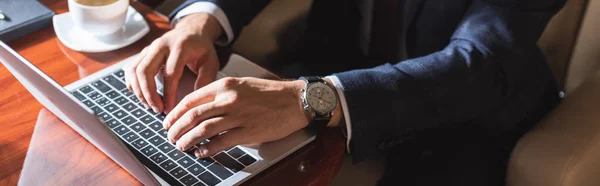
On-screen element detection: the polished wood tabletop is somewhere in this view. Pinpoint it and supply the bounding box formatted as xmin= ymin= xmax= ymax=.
xmin=0 ymin=0 xmax=345 ymax=185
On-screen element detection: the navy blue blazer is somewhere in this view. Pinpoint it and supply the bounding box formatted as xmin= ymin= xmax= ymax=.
xmin=171 ymin=0 xmax=565 ymax=173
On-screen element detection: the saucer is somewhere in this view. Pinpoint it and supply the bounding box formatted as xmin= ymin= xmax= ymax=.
xmin=53 ymin=6 xmax=149 ymax=53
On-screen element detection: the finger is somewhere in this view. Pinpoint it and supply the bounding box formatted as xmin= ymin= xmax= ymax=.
xmin=162 ymin=49 xmax=186 ymax=114
xmin=167 ymin=102 xmax=226 ymax=143
xmin=136 ymin=47 xmax=166 ymax=113
xmin=126 ymin=47 xmax=149 ymax=91
xmin=175 ymin=116 xmax=238 ymax=151
xmin=125 ymin=60 xmax=146 ymax=108
xmin=194 ymin=52 xmax=219 ymax=90
xmin=163 ymin=81 xmax=220 ymax=130
xmin=196 ymin=128 xmax=246 ymax=158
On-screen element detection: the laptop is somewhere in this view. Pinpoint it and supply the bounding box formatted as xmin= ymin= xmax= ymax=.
xmin=0 ymin=41 xmax=315 ymax=186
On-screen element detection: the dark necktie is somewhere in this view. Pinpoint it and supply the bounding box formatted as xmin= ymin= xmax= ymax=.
xmin=368 ymin=0 xmax=403 ymax=63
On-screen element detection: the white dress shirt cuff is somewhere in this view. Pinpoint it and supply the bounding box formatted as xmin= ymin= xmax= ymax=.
xmin=171 ymin=2 xmax=234 ymax=46
xmin=325 ymin=75 xmax=352 ymax=153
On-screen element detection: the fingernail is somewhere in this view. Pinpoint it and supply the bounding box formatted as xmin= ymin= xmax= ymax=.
xmin=196 ymin=146 xmax=208 ymax=158
xmin=176 ymin=143 xmax=184 ymax=151
xmin=195 ymin=148 xmax=202 ymax=158
xmin=152 ymin=106 xmax=159 ymax=113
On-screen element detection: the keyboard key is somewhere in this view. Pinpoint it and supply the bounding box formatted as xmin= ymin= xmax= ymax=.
xmin=121 ymin=89 xmax=133 ymax=97
xmin=197 ymin=157 xmax=214 ymax=167
xmin=238 ymin=154 xmax=257 ymax=166
xmin=114 ymin=70 xmax=125 ymax=78
xmin=92 ymin=81 xmax=112 ymax=92
xmin=158 ymin=130 xmax=168 ymax=139
xmin=122 ymin=102 xmax=137 ymax=112
xmin=82 ymin=100 xmax=95 ymax=108
xmin=113 ymin=110 xmax=128 ymax=120
xmin=90 ymin=106 xmax=102 ymax=114
xmin=140 ymin=115 xmax=155 ymax=124
xmin=131 ymin=109 xmax=147 ymax=118
xmin=149 ymin=122 xmax=163 ymax=131
xmin=149 ymin=153 xmax=168 ymax=164
xmin=130 ymin=95 xmax=141 ymax=103
xmin=139 ymin=129 xmax=156 ymax=139
xmin=123 ymin=132 xmax=140 ymax=143
xmin=105 ymin=91 xmax=120 ymax=99
xmin=159 ymin=159 xmax=178 ymax=171
xmin=120 ymin=116 xmax=136 ymax=125
xmin=158 ymin=143 xmax=175 ymax=153
xmin=227 ymin=147 xmax=245 ymax=159
xmin=149 ymin=136 xmax=164 ymax=146
xmin=104 ymin=119 xmax=121 ymax=129
xmin=169 ymin=167 xmax=188 ymax=179
xmin=187 ymin=164 xmax=205 ymax=176
xmin=98 ymin=112 xmax=112 ymax=122
xmin=198 ymin=171 xmax=221 ymax=186
xmin=132 ymin=139 xmax=149 ymax=149
xmin=208 ymin=163 xmax=233 ymax=180
xmin=130 ymin=123 xmax=145 ymax=132
xmin=180 ymin=174 xmax=200 ymax=186
xmin=95 ymin=97 xmax=110 ymax=106
xmin=155 ymin=113 xmax=166 ymax=121
xmin=141 ymin=146 xmax=158 ymax=156
xmin=79 ymin=86 xmax=93 ymax=94
xmin=114 ymin=126 xmax=130 ymax=135
xmin=87 ymin=91 xmax=102 ymax=100
xmin=71 ymin=91 xmax=86 ymax=101
xmin=103 ymin=75 xmax=126 ymax=90
xmin=168 ymin=150 xmax=184 ymax=160
xmin=193 ymin=182 xmax=207 ymax=186
xmin=213 ymin=153 xmax=244 ymax=173
xmin=188 ymin=164 xmax=206 ymax=176
xmin=103 ymin=104 xmax=119 ymax=113
xmin=177 ymin=156 xmax=195 ymax=168
xmin=114 ymin=96 xmax=129 ymax=105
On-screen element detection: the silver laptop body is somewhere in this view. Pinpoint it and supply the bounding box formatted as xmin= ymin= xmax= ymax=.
xmin=0 ymin=41 xmax=315 ymax=186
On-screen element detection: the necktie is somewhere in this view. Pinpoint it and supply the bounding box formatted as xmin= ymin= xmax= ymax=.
xmin=369 ymin=0 xmax=403 ymax=63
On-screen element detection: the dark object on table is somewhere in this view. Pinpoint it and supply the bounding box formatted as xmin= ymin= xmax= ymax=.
xmin=0 ymin=0 xmax=54 ymax=42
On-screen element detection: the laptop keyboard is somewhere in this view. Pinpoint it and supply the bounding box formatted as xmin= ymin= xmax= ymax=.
xmin=70 ymin=69 xmax=257 ymax=186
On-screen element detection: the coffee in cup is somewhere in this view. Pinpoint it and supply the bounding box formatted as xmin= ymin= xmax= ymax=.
xmin=68 ymin=0 xmax=129 ymax=36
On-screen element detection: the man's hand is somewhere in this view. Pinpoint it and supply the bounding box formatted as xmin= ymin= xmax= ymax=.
xmin=163 ymin=77 xmax=310 ymax=158
xmin=125 ymin=13 xmax=223 ymax=114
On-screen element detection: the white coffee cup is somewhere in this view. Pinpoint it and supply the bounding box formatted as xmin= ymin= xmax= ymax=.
xmin=68 ymin=0 xmax=129 ymax=36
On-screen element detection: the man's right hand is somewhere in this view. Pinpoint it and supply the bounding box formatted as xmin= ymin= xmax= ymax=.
xmin=125 ymin=13 xmax=223 ymax=114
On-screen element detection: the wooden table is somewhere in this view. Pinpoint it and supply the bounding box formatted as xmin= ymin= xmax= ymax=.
xmin=0 ymin=1 xmax=345 ymax=185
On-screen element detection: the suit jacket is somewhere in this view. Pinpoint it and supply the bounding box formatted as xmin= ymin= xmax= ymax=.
xmin=171 ymin=0 xmax=565 ymax=185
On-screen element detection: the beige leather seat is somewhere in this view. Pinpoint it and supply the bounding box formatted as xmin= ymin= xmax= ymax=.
xmin=508 ymin=0 xmax=600 ymax=185
xmin=179 ymin=0 xmax=600 ymax=184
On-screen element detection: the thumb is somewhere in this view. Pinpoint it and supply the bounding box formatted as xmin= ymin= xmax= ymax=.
xmin=194 ymin=53 xmax=219 ymax=90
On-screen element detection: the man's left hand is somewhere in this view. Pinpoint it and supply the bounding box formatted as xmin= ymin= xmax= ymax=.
xmin=163 ymin=77 xmax=309 ymax=158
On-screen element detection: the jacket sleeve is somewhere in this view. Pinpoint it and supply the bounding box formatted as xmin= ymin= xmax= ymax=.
xmin=333 ymin=0 xmax=566 ymax=163
xmin=169 ymin=0 xmax=271 ymax=44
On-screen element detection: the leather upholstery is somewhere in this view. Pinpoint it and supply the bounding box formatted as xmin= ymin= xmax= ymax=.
xmin=507 ymin=71 xmax=600 ymax=186
xmin=537 ymin=0 xmax=587 ymax=90
xmin=510 ymin=0 xmax=600 ymax=185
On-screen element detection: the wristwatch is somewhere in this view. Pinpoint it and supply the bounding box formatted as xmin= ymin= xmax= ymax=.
xmin=299 ymin=76 xmax=337 ymax=129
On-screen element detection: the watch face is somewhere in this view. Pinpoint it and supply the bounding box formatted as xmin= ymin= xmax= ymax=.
xmin=306 ymin=82 xmax=336 ymax=114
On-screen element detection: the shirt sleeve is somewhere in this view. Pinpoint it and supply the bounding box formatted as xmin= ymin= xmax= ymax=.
xmin=170 ymin=2 xmax=235 ymax=46
xmin=325 ymin=75 xmax=353 ymax=153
